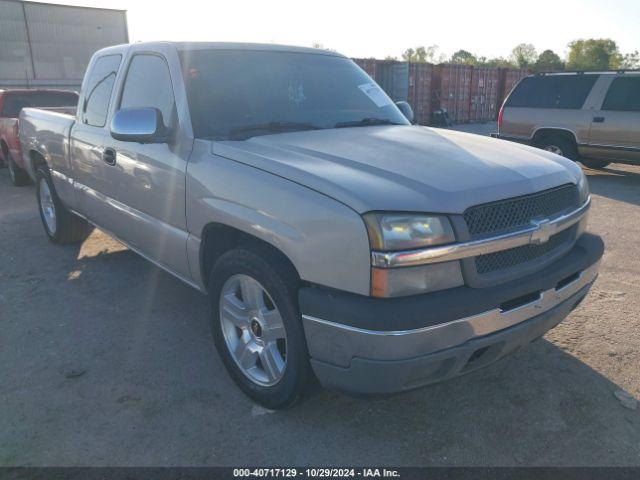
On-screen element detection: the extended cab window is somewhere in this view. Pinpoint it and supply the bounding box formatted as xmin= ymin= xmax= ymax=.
xmin=602 ymin=77 xmax=640 ymax=112
xmin=506 ymin=75 xmax=598 ymax=109
xmin=1 ymin=92 xmax=78 ymax=118
xmin=120 ymin=54 xmax=176 ymax=127
xmin=82 ymin=54 xmax=122 ymax=127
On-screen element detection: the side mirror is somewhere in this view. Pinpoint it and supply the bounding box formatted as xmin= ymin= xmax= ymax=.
xmin=395 ymin=101 xmax=416 ymax=124
xmin=110 ymin=107 xmax=170 ymax=143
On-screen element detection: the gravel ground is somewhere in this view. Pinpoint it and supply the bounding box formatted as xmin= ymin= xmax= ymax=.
xmin=1 ymin=128 xmax=639 ymax=466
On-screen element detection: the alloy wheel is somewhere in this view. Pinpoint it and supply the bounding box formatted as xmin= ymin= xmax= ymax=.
xmin=219 ymin=274 xmax=287 ymax=386
xmin=39 ymin=177 xmax=57 ymax=235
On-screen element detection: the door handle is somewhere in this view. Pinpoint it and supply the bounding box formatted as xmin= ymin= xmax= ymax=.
xmin=103 ymin=147 xmax=117 ymax=166
xmin=593 ymin=116 xmax=605 ymax=123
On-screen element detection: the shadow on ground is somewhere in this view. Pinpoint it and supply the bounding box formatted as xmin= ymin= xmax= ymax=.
xmin=586 ymin=165 xmax=640 ymax=207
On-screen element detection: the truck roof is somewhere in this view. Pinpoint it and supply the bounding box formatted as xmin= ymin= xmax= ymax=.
xmin=94 ymin=41 xmax=346 ymax=58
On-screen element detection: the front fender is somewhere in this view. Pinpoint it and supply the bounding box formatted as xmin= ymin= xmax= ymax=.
xmin=186 ymin=141 xmax=372 ymax=296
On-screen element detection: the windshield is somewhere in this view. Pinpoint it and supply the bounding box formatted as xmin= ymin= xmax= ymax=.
xmin=178 ymin=49 xmax=409 ymax=140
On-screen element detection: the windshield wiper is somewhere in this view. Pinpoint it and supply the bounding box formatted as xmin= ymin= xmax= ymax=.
xmin=334 ymin=117 xmax=404 ymax=128
xmin=228 ymin=121 xmax=321 ymax=140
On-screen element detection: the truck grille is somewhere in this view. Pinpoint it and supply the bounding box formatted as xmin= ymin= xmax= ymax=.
xmin=464 ymin=184 xmax=580 ymax=238
xmin=475 ymin=227 xmax=575 ymax=274
xmin=464 ymin=184 xmax=580 ymax=277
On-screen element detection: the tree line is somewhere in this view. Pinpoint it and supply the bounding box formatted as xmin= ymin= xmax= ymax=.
xmin=390 ymin=39 xmax=639 ymax=71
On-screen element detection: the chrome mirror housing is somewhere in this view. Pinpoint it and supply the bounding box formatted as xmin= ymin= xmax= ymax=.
xmin=110 ymin=107 xmax=170 ymax=143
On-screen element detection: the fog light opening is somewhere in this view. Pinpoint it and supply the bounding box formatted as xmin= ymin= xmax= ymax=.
xmin=467 ymin=346 xmax=490 ymax=364
xmin=556 ymin=271 xmax=581 ymax=291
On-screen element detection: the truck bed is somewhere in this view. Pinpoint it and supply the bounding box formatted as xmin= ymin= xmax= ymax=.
xmin=19 ymin=107 xmax=76 ymax=181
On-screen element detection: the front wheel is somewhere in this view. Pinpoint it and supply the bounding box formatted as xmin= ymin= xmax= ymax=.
xmin=36 ymin=167 xmax=92 ymax=244
xmin=208 ymin=247 xmax=313 ymax=409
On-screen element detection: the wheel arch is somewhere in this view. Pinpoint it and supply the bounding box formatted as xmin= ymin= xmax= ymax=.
xmin=0 ymin=138 xmax=8 ymax=157
xmin=29 ymin=149 xmax=48 ymax=168
xmin=0 ymin=138 xmax=11 ymax=166
xmin=532 ymin=128 xmax=578 ymax=146
xmin=199 ymin=222 xmax=301 ymax=292
xmin=27 ymin=149 xmax=49 ymax=179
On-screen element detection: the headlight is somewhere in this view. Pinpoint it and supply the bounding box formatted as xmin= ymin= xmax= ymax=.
xmin=363 ymin=213 xmax=461 ymax=297
xmin=577 ymin=172 xmax=590 ymax=205
xmin=576 ymin=172 xmax=590 ymax=237
xmin=363 ymin=213 xmax=455 ymax=251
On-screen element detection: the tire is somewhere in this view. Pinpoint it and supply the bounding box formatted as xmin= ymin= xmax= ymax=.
xmin=7 ymin=154 xmax=30 ymax=186
xmin=208 ymin=247 xmax=313 ymax=409
xmin=36 ymin=167 xmax=92 ymax=244
xmin=536 ymin=136 xmax=578 ymax=161
xmin=581 ymin=158 xmax=611 ymax=169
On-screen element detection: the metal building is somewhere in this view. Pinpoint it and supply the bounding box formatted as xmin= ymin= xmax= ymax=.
xmin=0 ymin=0 xmax=128 ymax=90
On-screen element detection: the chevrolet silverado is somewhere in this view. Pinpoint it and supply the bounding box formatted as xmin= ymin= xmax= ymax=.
xmin=19 ymin=42 xmax=603 ymax=408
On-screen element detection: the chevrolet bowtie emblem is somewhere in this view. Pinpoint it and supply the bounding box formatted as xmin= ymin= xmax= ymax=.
xmin=530 ymin=218 xmax=554 ymax=245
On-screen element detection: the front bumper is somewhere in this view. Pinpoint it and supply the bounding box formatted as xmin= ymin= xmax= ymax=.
xmin=299 ymin=233 xmax=603 ymax=395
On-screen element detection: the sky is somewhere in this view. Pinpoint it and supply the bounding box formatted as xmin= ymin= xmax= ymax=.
xmin=35 ymin=0 xmax=640 ymax=60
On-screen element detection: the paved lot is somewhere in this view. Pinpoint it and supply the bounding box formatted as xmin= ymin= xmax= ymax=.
xmin=1 ymin=128 xmax=639 ymax=466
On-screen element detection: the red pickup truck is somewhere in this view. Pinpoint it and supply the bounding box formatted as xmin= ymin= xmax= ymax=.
xmin=0 ymin=89 xmax=78 ymax=186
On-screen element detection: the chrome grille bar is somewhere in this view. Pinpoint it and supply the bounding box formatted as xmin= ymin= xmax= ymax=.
xmin=371 ymin=197 xmax=591 ymax=269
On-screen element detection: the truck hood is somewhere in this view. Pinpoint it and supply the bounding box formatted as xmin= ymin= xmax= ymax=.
xmin=212 ymin=125 xmax=582 ymax=214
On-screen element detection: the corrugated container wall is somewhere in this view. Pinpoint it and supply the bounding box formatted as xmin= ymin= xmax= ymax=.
xmin=353 ymin=58 xmax=530 ymax=124
xmin=469 ymin=67 xmax=500 ymax=122
xmin=352 ymin=58 xmax=377 ymax=79
xmin=375 ymin=61 xmax=409 ymax=103
xmin=434 ymin=64 xmax=473 ymax=123
xmin=407 ymin=62 xmax=433 ymax=125
xmin=354 ymin=59 xmax=433 ymax=125
xmin=499 ymin=68 xmax=530 ymax=107
xmin=0 ymin=0 xmax=128 ymax=89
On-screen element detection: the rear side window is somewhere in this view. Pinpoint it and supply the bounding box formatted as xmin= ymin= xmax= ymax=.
xmin=82 ymin=55 xmax=122 ymax=127
xmin=602 ymin=77 xmax=640 ymax=112
xmin=119 ymin=54 xmax=176 ymax=127
xmin=1 ymin=92 xmax=78 ymax=118
xmin=506 ymin=75 xmax=598 ymax=109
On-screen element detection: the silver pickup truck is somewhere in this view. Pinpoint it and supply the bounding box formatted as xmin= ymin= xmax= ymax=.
xmin=20 ymin=42 xmax=603 ymax=409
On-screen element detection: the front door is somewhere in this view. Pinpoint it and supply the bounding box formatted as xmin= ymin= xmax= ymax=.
xmin=588 ymin=75 xmax=640 ymax=163
xmin=101 ymin=53 xmax=191 ymax=279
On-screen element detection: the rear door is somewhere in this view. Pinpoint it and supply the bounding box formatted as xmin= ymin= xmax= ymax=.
xmin=100 ymin=51 xmax=191 ymax=279
xmin=501 ymin=74 xmax=598 ymax=143
xmin=587 ymin=75 xmax=640 ymax=163
xmin=71 ymin=53 xmax=122 ymax=217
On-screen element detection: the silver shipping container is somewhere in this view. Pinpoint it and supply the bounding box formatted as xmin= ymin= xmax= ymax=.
xmin=0 ymin=0 xmax=128 ymax=89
